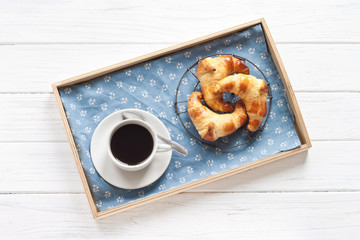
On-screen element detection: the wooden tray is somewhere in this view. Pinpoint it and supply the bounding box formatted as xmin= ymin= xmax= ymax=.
xmin=52 ymin=18 xmax=311 ymax=219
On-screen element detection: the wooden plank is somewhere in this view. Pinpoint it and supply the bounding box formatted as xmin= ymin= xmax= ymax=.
xmin=1 ymin=44 xmax=358 ymax=92
xmin=0 ymin=94 xmax=68 ymax=142
xmin=0 ymin=193 xmax=359 ymax=238
xmin=0 ymin=93 xmax=357 ymax=142
xmin=0 ymin=142 xmax=82 ymax=193
xmin=0 ymin=0 xmax=359 ymax=43
xmin=278 ymin=44 xmax=360 ymax=92
xmin=0 ymin=141 xmax=358 ymax=193
xmin=297 ymin=92 xmax=360 ymax=140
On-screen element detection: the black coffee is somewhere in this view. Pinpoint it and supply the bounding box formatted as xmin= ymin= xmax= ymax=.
xmin=110 ymin=124 xmax=154 ymax=166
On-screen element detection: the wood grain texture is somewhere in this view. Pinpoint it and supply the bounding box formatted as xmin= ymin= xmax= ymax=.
xmin=0 ymin=0 xmax=359 ymax=43
xmin=0 ymin=193 xmax=359 ymax=239
xmin=1 ymin=44 xmax=358 ymax=92
xmin=0 ymin=93 xmax=357 ymax=142
xmin=0 ymin=141 xmax=358 ymax=193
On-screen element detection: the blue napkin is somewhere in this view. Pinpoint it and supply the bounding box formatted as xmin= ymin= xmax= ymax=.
xmin=59 ymin=23 xmax=301 ymax=211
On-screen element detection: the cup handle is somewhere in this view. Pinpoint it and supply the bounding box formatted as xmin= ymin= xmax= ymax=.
xmin=156 ymin=143 xmax=172 ymax=152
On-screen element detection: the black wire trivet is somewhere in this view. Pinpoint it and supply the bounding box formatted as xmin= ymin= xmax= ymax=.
xmin=174 ymin=53 xmax=273 ymax=149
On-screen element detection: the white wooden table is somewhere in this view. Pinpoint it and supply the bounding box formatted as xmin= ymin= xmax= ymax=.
xmin=1 ymin=1 xmax=359 ymax=239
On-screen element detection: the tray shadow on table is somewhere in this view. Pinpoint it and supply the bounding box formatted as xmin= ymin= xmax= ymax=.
xmin=93 ymin=151 xmax=308 ymax=223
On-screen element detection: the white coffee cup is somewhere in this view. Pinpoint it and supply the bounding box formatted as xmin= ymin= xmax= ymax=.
xmin=107 ymin=119 xmax=171 ymax=171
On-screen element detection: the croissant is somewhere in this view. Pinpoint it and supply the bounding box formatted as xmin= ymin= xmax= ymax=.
xmin=217 ymin=73 xmax=268 ymax=132
xmin=196 ymin=55 xmax=249 ymax=112
xmin=187 ymin=92 xmax=248 ymax=142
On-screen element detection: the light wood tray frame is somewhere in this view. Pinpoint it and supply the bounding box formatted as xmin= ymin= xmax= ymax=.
xmin=52 ymin=18 xmax=311 ymax=219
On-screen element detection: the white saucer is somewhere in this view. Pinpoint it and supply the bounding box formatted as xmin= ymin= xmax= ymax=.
xmin=90 ymin=109 xmax=172 ymax=189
